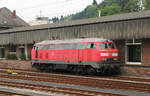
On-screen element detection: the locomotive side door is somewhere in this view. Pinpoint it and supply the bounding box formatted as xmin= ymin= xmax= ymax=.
xmin=86 ymin=43 xmax=96 ymax=61
xmin=78 ymin=43 xmax=85 ymax=62
xmin=35 ymin=47 xmax=38 ymax=59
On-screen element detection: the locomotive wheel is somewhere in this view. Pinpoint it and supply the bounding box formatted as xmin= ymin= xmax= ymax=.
xmin=76 ymin=67 xmax=81 ymax=74
xmin=31 ymin=62 xmax=35 ymax=68
xmin=38 ymin=64 xmax=45 ymax=72
xmin=72 ymin=67 xmax=77 ymax=74
xmin=47 ymin=65 xmax=54 ymax=72
xmin=81 ymin=66 xmax=87 ymax=75
xmin=67 ymin=65 xmax=74 ymax=73
xmin=86 ymin=66 xmax=96 ymax=75
xmin=101 ymin=67 xmax=110 ymax=75
xmin=71 ymin=66 xmax=84 ymax=75
xmin=111 ymin=66 xmax=120 ymax=75
xmin=77 ymin=66 xmax=87 ymax=75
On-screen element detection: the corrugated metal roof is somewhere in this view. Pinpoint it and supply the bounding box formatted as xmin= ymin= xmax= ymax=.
xmin=1 ymin=10 xmax=150 ymax=34
xmin=36 ymin=38 xmax=108 ymax=45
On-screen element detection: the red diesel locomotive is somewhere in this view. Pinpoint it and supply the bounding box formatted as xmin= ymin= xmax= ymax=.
xmin=31 ymin=38 xmax=120 ymax=74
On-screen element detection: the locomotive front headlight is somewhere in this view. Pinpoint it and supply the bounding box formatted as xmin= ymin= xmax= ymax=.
xmin=100 ymin=53 xmax=109 ymax=56
xmin=112 ymin=53 xmax=118 ymax=56
xmin=113 ymin=58 xmax=117 ymax=60
xmin=102 ymin=58 xmax=107 ymax=61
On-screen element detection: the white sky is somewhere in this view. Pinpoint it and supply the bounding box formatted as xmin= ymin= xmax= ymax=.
xmin=0 ymin=0 xmax=103 ymax=22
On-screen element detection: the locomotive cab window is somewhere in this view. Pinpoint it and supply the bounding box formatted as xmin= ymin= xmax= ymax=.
xmin=100 ymin=43 xmax=108 ymax=49
xmin=87 ymin=43 xmax=95 ymax=49
xmin=33 ymin=46 xmax=36 ymax=50
xmin=109 ymin=43 xmax=115 ymax=49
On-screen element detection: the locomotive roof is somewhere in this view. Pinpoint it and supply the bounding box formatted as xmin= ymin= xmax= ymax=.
xmin=36 ymin=38 xmax=110 ymax=45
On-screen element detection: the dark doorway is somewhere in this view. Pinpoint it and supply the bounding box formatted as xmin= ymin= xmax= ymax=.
xmin=36 ymin=47 xmax=38 ymax=58
xmin=0 ymin=48 xmax=5 ymax=58
xmin=19 ymin=48 xmax=25 ymax=56
xmin=127 ymin=45 xmax=141 ymax=62
xmin=18 ymin=47 xmax=25 ymax=60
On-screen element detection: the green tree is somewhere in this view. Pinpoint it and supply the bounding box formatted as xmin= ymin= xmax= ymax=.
xmin=101 ymin=3 xmax=121 ymax=16
xmin=98 ymin=0 xmax=119 ymax=8
xmin=123 ymin=0 xmax=140 ymax=12
xmin=93 ymin=0 xmax=98 ymax=5
xmin=118 ymin=0 xmax=130 ymax=12
xmin=60 ymin=15 xmax=64 ymax=21
xmin=98 ymin=0 xmax=141 ymax=13
xmin=84 ymin=5 xmax=98 ymax=18
xmin=52 ymin=17 xmax=59 ymax=22
xmin=59 ymin=0 xmax=144 ymax=22
xmin=71 ymin=5 xmax=98 ymax=20
xmin=144 ymin=0 xmax=150 ymax=10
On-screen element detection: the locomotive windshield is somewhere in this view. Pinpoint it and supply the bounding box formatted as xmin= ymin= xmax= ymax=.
xmin=100 ymin=43 xmax=108 ymax=49
xmin=109 ymin=43 xmax=115 ymax=49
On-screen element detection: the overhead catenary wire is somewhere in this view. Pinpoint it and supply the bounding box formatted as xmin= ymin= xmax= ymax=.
xmin=9 ymin=0 xmax=93 ymax=21
xmin=23 ymin=10 xmax=82 ymax=19
xmin=16 ymin=0 xmax=87 ymax=20
xmin=15 ymin=0 xmax=77 ymax=11
xmin=15 ymin=0 xmax=86 ymax=16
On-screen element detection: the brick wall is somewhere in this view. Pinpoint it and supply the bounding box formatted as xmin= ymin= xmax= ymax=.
xmin=142 ymin=39 xmax=150 ymax=66
xmin=116 ymin=39 xmax=150 ymax=77
xmin=115 ymin=40 xmax=125 ymax=64
xmin=121 ymin=66 xmax=150 ymax=77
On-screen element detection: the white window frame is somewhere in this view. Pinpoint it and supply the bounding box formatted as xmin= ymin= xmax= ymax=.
xmin=125 ymin=39 xmax=142 ymax=65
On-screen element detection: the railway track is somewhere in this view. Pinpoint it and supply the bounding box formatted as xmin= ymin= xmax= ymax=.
xmin=0 ymin=68 xmax=149 ymax=95
xmin=0 ymin=79 xmax=125 ymax=96
xmin=1 ymin=67 xmax=150 ymax=83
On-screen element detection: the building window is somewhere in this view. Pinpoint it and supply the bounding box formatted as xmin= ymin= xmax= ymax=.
xmin=126 ymin=39 xmax=141 ymax=65
xmin=18 ymin=46 xmax=25 ymax=57
xmin=9 ymin=45 xmax=16 ymax=53
xmin=87 ymin=43 xmax=96 ymax=49
xmin=0 ymin=46 xmax=5 ymax=58
xmin=100 ymin=43 xmax=108 ymax=49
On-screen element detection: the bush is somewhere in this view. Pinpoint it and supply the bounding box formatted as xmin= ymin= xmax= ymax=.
xmin=5 ymin=53 xmax=17 ymax=60
xmin=28 ymin=53 xmax=31 ymax=60
xmin=19 ymin=53 xmax=26 ymax=60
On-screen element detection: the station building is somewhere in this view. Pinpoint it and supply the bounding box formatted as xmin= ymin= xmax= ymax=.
xmin=0 ymin=7 xmax=29 ymax=59
xmin=1 ymin=7 xmax=150 ymax=76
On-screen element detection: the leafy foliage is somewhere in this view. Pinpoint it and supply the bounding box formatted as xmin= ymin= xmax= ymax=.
xmin=98 ymin=0 xmax=141 ymax=14
xmin=28 ymin=53 xmax=31 ymax=60
xmin=52 ymin=17 xmax=59 ymax=23
xmin=19 ymin=53 xmax=26 ymax=60
xmin=92 ymin=0 xmax=98 ymax=5
xmin=71 ymin=5 xmax=98 ymax=20
xmin=5 ymin=53 xmax=17 ymax=60
xmin=144 ymin=0 xmax=150 ymax=10
xmin=123 ymin=0 xmax=141 ymax=12
xmin=101 ymin=3 xmax=121 ymax=16
xmin=52 ymin=0 xmax=148 ymax=22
